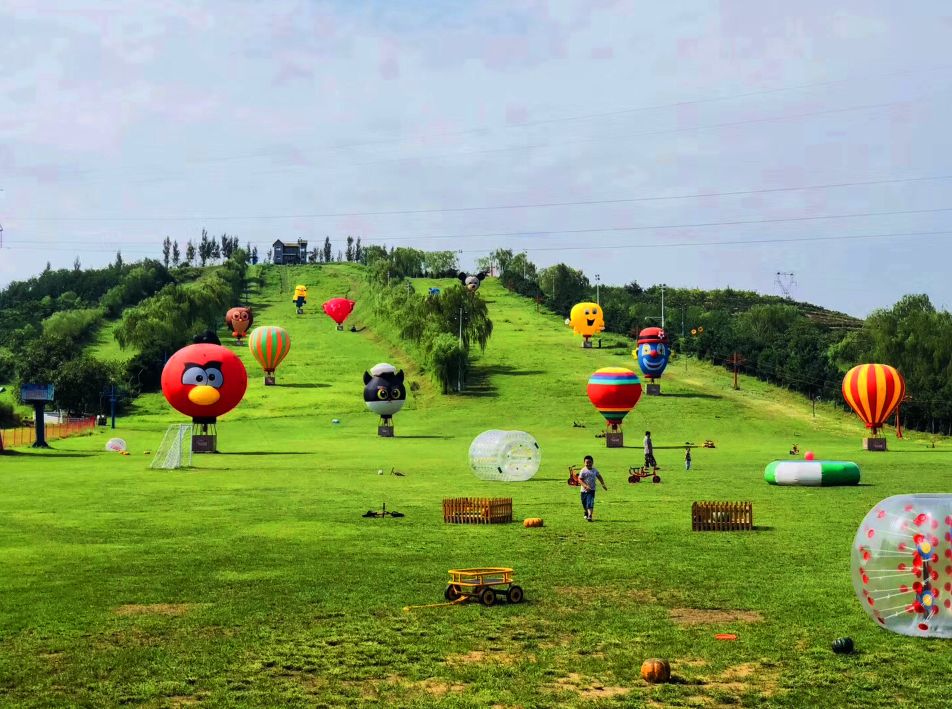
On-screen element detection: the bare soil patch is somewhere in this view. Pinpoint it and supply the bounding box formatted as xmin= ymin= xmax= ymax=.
xmin=114 ymin=603 xmax=201 ymax=617
xmin=669 ymin=608 xmax=763 ymax=626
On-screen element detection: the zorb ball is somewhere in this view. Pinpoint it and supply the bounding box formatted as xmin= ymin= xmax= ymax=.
xmin=469 ymin=430 xmax=541 ymax=482
xmin=105 ymin=438 xmax=127 ymax=453
xmin=852 ymin=494 xmax=952 ymax=638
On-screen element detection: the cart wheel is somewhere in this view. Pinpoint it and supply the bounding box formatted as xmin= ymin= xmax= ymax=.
xmin=479 ymin=588 xmax=497 ymax=606
xmin=444 ymin=584 xmax=461 ymax=601
xmin=507 ymin=585 xmax=524 ymax=604
xmin=652 ymin=475 xmax=661 ymax=483
xmin=631 ymin=475 xmax=640 ymax=483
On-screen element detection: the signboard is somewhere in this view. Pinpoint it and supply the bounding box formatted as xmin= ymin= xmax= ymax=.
xmin=20 ymin=384 xmax=54 ymax=402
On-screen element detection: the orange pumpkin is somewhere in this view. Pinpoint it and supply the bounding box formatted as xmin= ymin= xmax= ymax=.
xmin=523 ymin=518 xmax=544 ymax=528
xmin=640 ymin=658 xmax=671 ymax=683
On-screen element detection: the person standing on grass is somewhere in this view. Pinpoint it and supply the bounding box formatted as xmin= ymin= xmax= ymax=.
xmin=644 ymin=431 xmax=658 ymax=471
xmin=578 ymin=455 xmax=607 ymax=522
xmin=685 ymin=447 xmax=692 ymax=471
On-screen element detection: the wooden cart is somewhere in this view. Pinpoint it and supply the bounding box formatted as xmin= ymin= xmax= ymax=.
xmin=444 ymin=567 xmax=524 ymax=606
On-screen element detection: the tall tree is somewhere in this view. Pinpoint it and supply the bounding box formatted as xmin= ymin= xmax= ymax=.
xmin=171 ymin=241 xmax=181 ymax=267
xmin=114 ymin=251 xmax=123 ymax=270
xmin=345 ymin=236 xmax=355 ymax=262
xmin=73 ymin=257 xmax=81 ymax=271
xmin=199 ymin=229 xmax=210 ymax=267
xmin=185 ymin=241 xmax=196 ymax=266
xmin=323 ymin=237 xmax=332 ymax=263
xmin=210 ymin=235 xmax=221 ymax=261
xmin=354 ymin=237 xmax=362 ymax=263
xmin=162 ymin=236 xmax=172 ymax=267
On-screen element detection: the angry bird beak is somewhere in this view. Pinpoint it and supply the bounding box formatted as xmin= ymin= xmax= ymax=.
xmin=188 ymin=385 xmax=221 ymax=406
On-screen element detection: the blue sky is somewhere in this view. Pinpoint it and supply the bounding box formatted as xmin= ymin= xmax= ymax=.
xmin=2 ymin=1 xmax=951 ymax=316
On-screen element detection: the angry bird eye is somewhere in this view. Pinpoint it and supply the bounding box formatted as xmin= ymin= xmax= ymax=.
xmin=376 ymin=387 xmax=390 ymax=400
xmin=390 ymin=387 xmax=402 ymax=399
xmin=204 ymin=367 xmax=224 ymax=389
xmin=182 ymin=366 xmax=206 ymax=385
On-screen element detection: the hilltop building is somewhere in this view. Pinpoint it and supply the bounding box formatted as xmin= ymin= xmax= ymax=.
xmin=272 ymin=239 xmax=309 ymax=265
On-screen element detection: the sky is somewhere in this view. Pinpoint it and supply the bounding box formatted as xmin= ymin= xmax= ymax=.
xmin=1 ymin=0 xmax=951 ymax=317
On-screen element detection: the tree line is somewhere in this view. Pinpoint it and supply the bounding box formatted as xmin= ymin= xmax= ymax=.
xmin=482 ymin=247 xmax=952 ymax=435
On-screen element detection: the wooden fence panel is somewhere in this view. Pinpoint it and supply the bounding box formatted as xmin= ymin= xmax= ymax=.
xmin=691 ymin=501 xmax=753 ymax=531
xmin=443 ymin=497 xmax=513 ymax=524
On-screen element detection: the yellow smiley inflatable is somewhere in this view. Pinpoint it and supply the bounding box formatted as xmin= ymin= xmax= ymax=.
xmin=569 ymin=302 xmax=605 ymax=340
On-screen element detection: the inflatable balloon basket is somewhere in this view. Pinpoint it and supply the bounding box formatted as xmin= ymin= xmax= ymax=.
xmin=378 ymin=416 xmax=394 ymax=438
xmin=264 ymin=370 xmax=276 ymax=386
xmin=645 ymin=381 xmax=661 ymax=396
xmin=606 ymin=423 xmax=624 ymax=448
xmin=583 ymin=336 xmax=593 ymax=349
xmin=192 ymin=421 xmax=218 ymax=454
xmin=863 ymin=436 xmax=888 ymax=452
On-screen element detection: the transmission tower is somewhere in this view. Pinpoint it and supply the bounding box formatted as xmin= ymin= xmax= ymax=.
xmin=775 ymin=271 xmax=796 ymax=299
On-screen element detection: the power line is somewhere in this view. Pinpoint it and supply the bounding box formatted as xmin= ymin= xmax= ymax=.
xmin=7 ymin=205 xmax=952 ymax=249
xmin=9 ymin=174 xmax=952 ymax=223
xmin=16 ymin=62 xmax=951 ymax=178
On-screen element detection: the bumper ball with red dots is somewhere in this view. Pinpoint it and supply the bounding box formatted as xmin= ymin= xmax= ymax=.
xmin=852 ymin=494 xmax=952 ymax=638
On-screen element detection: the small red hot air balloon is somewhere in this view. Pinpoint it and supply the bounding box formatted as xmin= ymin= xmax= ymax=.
xmin=323 ymin=298 xmax=355 ymax=330
xmin=842 ymin=364 xmax=905 ymax=448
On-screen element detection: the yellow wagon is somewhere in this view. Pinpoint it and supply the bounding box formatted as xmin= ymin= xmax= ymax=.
xmin=444 ymin=567 xmax=524 ymax=606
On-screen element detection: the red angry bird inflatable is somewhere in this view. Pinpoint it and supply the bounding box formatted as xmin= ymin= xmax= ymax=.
xmin=161 ymin=344 xmax=248 ymax=423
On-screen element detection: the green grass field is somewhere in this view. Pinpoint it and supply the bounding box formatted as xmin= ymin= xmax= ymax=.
xmin=2 ymin=264 xmax=951 ymax=707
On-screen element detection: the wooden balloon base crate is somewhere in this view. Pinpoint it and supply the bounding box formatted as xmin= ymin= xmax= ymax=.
xmin=443 ymin=497 xmax=513 ymax=525
xmin=606 ymin=431 xmax=624 ymax=448
xmin=863 ymin=437 xmax=887 ymax=451
xmin=645 ymin=383 xmax=661 ymax=396
xmin=692 ymin=501 xmax=753 ymax=531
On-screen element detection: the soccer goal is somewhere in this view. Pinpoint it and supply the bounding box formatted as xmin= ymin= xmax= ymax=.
xmin=150 ymin=424 xmax=193 ymax=470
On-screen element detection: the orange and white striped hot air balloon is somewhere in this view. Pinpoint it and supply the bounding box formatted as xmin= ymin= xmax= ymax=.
xmin=842 ymin=364 xmax=905 ymax=435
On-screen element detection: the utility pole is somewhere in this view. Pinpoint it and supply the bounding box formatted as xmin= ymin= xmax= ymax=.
xmin=728 ymin=352 xmax=746 ymax=390
xmin=661 ymin=284 xmax=666 ymax=329
xmin=595 ymin=274 xmax=601 ymax=305
xmin=775 ymin=272 xmax=796 ymax=299
xmin=458 ymin=306 xmax=464 ymax=392
xmin=522 ymin=250 xmax=527 ymax=279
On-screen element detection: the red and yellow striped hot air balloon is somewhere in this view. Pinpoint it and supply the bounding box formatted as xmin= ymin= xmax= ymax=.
xmin=842 ymin=364 xmax=905 ymax=435
xmin=248 ymin=326 xmax=291 ymax=386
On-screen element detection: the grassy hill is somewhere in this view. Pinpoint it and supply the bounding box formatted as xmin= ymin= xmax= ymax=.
xmin=2 ymin=264 xmax=950 ymax=707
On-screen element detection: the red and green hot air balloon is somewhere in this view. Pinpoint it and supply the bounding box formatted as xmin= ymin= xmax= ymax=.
xmin=587 ymin=367 xmax=643 ymax=447
xmin=842 ymin=363 xmax=905 ymax=445
xmin=248 ymin=326 xmax=291 ymax=386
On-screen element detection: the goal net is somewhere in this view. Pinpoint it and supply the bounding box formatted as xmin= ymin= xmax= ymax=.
xmin=150 ymin=424 xmax=193 ymax=470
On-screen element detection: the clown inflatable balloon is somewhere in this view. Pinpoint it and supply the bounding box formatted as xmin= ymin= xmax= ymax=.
xmin=842 ymin=364 xmax=905 ymax=450
xmin=161 ymin=343 xmax=248 ymax=453
xmin=248 ymin=326 xmax=291 ymax=386
xmin=363 ymin=363 xmax=406 ymax=436
xmin=634 ymin=327 xmax=670 ymax=391
xmin=587 ymin=367 xmax=642 ymax=447
xmin=569 ymin=302 xmax=605 ymax=348
xmin=225 ymin=307 xmax=253 ymax=342
xmin=323 ymin=298 xmax=355 ymax=331
xmin=852 ymin=494 xmax=952 ymax=638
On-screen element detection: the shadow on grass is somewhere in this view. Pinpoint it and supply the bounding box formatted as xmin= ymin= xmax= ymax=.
xmin=2 ymin=450 xmax=95 ymax=458
xmin=278 ymin=383 xmax=331 ymax=389
xmin=395 ymin=435 xmax=453 ymax=440
xmin=223 ymin=451 xmax=314 ymax=456
xmin=660 ymin=392 xmax=723 ymax=400
xmin=461 ymin=364 xmax=548 ymax=398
